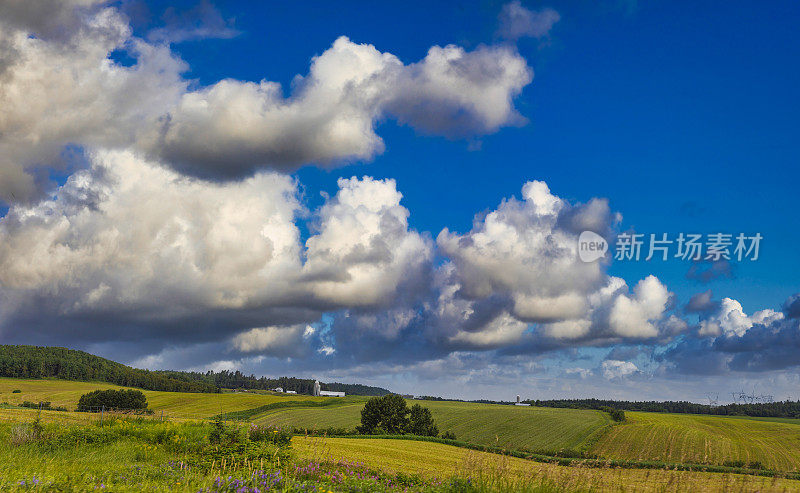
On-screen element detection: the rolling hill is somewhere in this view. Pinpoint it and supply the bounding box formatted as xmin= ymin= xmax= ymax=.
xmin=590 ymin=411 xmax=800 ymax=472
xmin=0 ymin=345 xmax=218 ymax=393
xmin=254 ymin=398 xmax=613 ymax=453
xmin=293 ymin=436 xmax=800 ymax=492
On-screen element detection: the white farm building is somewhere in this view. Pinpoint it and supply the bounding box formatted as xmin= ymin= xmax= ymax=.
xmin=314 ymin=380 xmax=345 ymax=397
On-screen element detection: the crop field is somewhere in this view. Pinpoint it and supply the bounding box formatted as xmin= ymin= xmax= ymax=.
xmin=7 ymin=377 xmax=800 ymax=485
xmin=294 ymin=436 xmax=800 ymax=492
xmin=0 ymin=378 xmax=322 ymax=418
xmin=256 ymin=399 xmax=612 ymax=452
xmin=591 ymin=411 xmax=800 ymax=472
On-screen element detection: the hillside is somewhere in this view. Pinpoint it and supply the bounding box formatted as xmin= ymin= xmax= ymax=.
xmin=293 ymin=437 xmax=800 ymax=492
xmin=0 ymin=378 xmax=323 ymax=417
xmin=591 ymin=411 xmax=800 ymax=472
xmin=253 ymin=398 xmax=612 ymax=453
xmin=0 ymin=345 xmax=218 ymax=393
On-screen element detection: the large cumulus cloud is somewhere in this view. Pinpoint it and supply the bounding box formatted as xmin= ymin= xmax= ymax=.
xmin=431 ymin=181 xmax=677 ymax=350
xmin=0 ymin=150 xmax=431 ymax=354
xmin=0 ymin=3 xmax=532 ymax=201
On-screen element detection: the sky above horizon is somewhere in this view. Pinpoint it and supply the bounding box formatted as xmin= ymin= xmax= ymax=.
xmin=0 ymin=0 xmax=798 ymax=402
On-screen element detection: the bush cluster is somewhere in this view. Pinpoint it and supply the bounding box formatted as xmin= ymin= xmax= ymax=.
xmin=77 ymin=389 xmax=148 ymax=411
xmin=19 ymin=401 xmax=68 ymax=412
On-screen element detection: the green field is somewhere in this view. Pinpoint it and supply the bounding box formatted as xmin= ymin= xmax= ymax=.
xmin=591 ymin=411 xmax=800 ymax=472
xmin=255 ymin=399 xmax=612 ymax=452
xmin=294 ymin=436 xmax=800 ymax=492
xmin=1 ymin=378 xmax=612 ymax=453
xmin=6 ymin=377 xmax=800 ymax=478
xmin=0 ymin=378 xmax=322 ymax=418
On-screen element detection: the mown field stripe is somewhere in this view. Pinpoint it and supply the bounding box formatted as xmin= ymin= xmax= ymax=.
xmin=299 ymin=433 xmax=800 ymax=481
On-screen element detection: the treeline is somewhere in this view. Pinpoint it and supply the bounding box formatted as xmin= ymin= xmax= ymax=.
xmin=153 ymin=369 xmax=390 ymax=396
xmin=0 ymin=345 xmax=390 ymax=396
xmin=529 ymin=398 xmax=800 ymax=418
xmin=0 ymin=346 xmax=218 ymax=393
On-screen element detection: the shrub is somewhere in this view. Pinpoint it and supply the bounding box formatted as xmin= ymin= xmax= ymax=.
xmin=18 ymin=401 xmax=68 ymax=412
xmin=291 ymin=426 xmax=357 ymax=436
xmin=441 ymin=431 xmax=457 ymax=440
xmin=209 ymin=417 xmax=244 ymax=446
xmin=599 ymin=406 xmax=626 ymax=422
xmin=77 ymin=389 xmax=148 ymax=411
xmin=248 ymin=424 xmax=292 ymax=446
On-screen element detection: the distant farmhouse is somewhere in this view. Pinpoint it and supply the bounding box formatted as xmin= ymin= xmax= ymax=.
xmin=314 ymin=380 xmax=345 ymax=397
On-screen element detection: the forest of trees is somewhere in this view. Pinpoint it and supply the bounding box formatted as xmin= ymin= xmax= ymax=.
xmin=0 ymin=345 xmax=218 ymax=393
xmin=0 ymin=346 xmax=391 ymax=396
xmin=153 ymin=369 xmax=391 ymax=396
xmin=529 ymin=398 xmax=800 ymax=418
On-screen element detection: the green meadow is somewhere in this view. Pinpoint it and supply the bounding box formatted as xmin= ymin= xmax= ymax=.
xmin=255 ymin=399 xmax=612 ymax=453
xmin=4 ymin=378 xmax=800 ymax=491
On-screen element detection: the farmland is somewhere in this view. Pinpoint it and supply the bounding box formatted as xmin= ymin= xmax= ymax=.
xmin=294 ymin=436 xmax=800 ymax=492
xmin=5 ymin=377 xmax=800 ymax=491
xmin=0 ymin=378 xmax=323 ymax=418
xmin=1 ymin=378 xmax=612 ymax=453
xmin=591 ymin=411 xmax=800 ymax=472
xmin=256 ymin=399 xmax=613 ymax=453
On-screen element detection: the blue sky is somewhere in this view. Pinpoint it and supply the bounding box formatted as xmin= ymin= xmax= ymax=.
xmin=0 ymin=0 xmax=798 ymax=401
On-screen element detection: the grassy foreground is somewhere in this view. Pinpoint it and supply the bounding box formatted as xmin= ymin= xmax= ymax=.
xmin=294 ymin=436 xmax=800 ymax=492
xmin=591 ymin=411 xmax=800 ymax=472
xmin=2 ymin=406 xmax=800 ymax=492
xmin=0 ymin=409 xmax=593 ymax=492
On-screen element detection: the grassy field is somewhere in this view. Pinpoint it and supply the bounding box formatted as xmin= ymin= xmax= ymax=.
xmin=591 ymin=411 xmax=800 ymax=472
xmin=255 ymin=399 xmax=612 ymax=453
xmin=0 ymin=378 xmax=323 ymax=418
xmin=294 ymin=436 xmax=800 ymax=492
xmin=2 ymin=405 xmax=799 ymax=492
xmin=7 ymin=377 xmax=800 ymax=479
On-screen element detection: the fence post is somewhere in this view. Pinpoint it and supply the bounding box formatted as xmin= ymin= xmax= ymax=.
xmin=161 ymin=410 xmax=164 ymax=422
xmin=101 ymin=405 xmax=104 ymax=427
